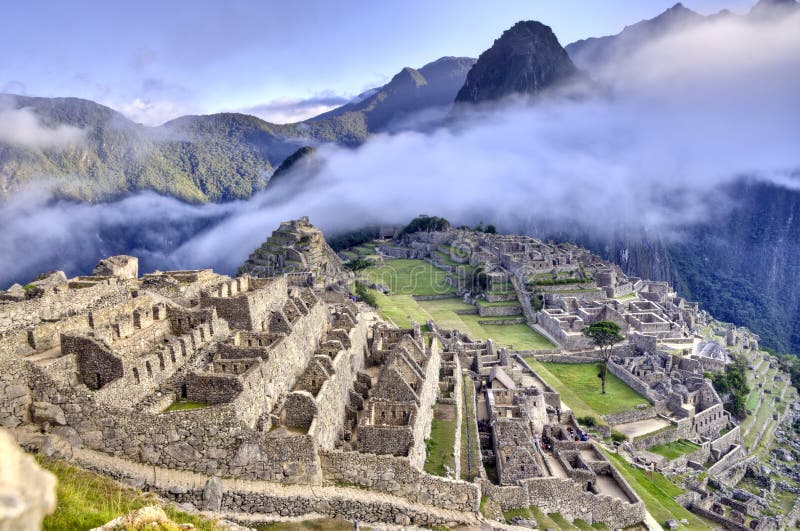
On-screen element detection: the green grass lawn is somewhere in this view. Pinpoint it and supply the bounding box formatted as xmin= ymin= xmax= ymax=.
xmin=426 ymin=300 xmax=553 ymax=350
xmin=370 ymin=292 xmax=431 ymax=328
xmin=433 ymin=249 xmax=462 ymax=267
xmin=164 ymin=400 xmax=206 ymax=412
xmin=525 ymin=360 xmax=649 ymax=418
xmin=423 ymin=403 xmax=457 ymax=477
xmin=743 ymin=401 xmax=770 ymax=449
xmin=360 ymin=259 xmax=554 ymax=350
xmin=460 ymin=376 xmax=481 ymax=481
xmin=38 ymin=456 xmax=220 ymax=531
xmin=369 ymin=293 xmax=555 ymax=351
xmin=465 ymin=320 xmax=554 ymax=350
xmin=359 ymin=259 xmax=455 ymax=296
xmin=648 ymin=439 xmax=700 ymax=460
xmin=614 ymin=292 xmax=638 ymax=302
xmin=603 ymin=451 xmax=711 ymax=529
xmin=745 ymin=385 xmax=762 ymax=411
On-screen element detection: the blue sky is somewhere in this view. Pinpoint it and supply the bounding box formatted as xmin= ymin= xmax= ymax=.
xmin=1 ymin=0 xmax=754 ymax=124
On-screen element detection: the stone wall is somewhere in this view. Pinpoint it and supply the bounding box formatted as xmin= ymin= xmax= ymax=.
xmin=607 ymin=361 xmax=659 ymax=404
xmin=210 ymin=299 xmax=329 ymax=428
xmin=186 ymin=372 xmax=243 ymax=404
xmin=603 ymin=406 xmax=657 ymax=427
xmin=632 ymin=425 xmax=680 ymax=450
xmin=319 ymin=450 xmax=480 ymax=512
xmin=520 ymin=473 xmax=643 ymax=529
xmin=452 ymin=354 xmax=463 ymax=479
xmin=477 ymin=304 xmax=522 ymax=317
xmin=308 ymin=317 xmax=368 ymax=449
xmin=708 ymin=445 xmax=747 ymax=476
xmin=711 ymin=426 xmax=742 ymax=454
xmin=358 ymin=422 xmax=415 ymax=457
xmin=0 ymin=358 xmax=31 ymax=428
xmin=200 ymin=276 xmax=287 ymax=331
xmin=689 ymin=505 xmax=751 ymax=531
xmin=0 ymin=281 xmax=132 ymax=357
xmin=26 ymin=362 xmax=322 ymax=484
xmin=409 ymin=341 xmax=441 ymax=469
xmin=88 ymin=313 xmax=227 ymax=410
xmin=479 ymin=472 xmax=644 ymax=529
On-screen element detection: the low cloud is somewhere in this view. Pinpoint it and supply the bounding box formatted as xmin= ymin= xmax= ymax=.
xmin=239 ymin=92 xmax=349 ymax=123
xmin=117 ymin=97 xmax=194 ymax=126
xmin=0 ymin=98 xmax=84 ymax=150
xmin=1 ymin=9 xmax=798 ymax=287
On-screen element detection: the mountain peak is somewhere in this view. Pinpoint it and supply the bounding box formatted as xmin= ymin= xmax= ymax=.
xmin=565 ymin=3 xmax=703 ymax=71
xmin=454 ymin=20 xmax=582 ymax=104
xmin=389 ymin=67 xmax=427 ymax=89
xmin=750 ymin=0 xmax=799 ymax=16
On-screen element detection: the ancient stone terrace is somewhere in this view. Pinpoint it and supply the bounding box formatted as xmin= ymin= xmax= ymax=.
xmin=355 ymin=328 xmax=441 ymax=468
xmin=240 ymin=216 xmax=351 ymax=290
xmin=199 ymin=275 xmax=289 ymax=331
xmin=65 ymin=296 xmax=226 ymax=408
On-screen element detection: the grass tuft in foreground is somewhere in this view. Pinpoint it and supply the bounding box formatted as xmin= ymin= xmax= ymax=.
xmin=37 ymin=456 xmax=219 ymax=531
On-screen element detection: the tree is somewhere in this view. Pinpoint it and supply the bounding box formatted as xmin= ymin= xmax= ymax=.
xmin=583 ymin=320 xmax=625 ymax=394
xmin=344 ymin=258 xmax=371 ymax=271
xmin=485 ymin=224 xmax=497 ymax=234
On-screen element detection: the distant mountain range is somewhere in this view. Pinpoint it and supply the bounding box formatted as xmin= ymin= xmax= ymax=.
xmin=566 ymin=0 xmax=799 ymax=71
xmin=0 ymin=57 xmax=475 ymax=203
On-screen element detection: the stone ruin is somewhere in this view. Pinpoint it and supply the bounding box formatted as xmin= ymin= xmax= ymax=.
xmin=429 ymin=322 xmax=645 ymax=526
xmin=376 ymin=227 xmax=769 ymax=489
xmin=2 ymin=218 xmax=781 ymax=528
xmin=0 ymin=219 xmax=488 ymax=527
xmin=239 ymin=216 xmax=351 ymax=291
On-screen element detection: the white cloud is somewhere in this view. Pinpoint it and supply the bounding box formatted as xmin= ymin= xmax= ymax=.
xmin=0 ymin=105 xmax=84 ymax=150
xmin=239 ymin=94 xmax=349 ymax=123
xmin=117 ymin=97 xmax=193 ymax=126
xmin=1 ymin=9 xmax=799 ymax=285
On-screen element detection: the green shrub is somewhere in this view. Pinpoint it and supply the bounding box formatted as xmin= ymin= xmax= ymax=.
xmin=577 ymin=415 xmax=597 ymax=427
xmin=611 ymin=429 xmax=627 ymax=443
xmin=400 ymin=215 xmax=450 ymax=235
xmin=344 ymin=258 xmax=372 ymax=271
xmin=353 ymin=282 xmax=378 ymax=307
xmin=708 ymin=355 xmax=750 ymax=420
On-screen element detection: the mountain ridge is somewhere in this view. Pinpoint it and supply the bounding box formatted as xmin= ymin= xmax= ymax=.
xmin=0 ymin=56 xmax=475 ymax=203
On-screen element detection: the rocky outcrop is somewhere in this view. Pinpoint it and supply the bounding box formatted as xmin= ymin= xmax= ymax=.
xmin=0 ymin=428 xmax=57 ymax=530
xmin=93 ymin=255 xmax=138 ymax=279
xmin=239 ymin=217 xmax=350 ymax=290
xmin=454 ymin=21 xmax=584 ymax=104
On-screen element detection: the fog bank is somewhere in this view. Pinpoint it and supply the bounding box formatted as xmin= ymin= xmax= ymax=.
xmin=1 ymin=10 xmax=799 ymax=287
